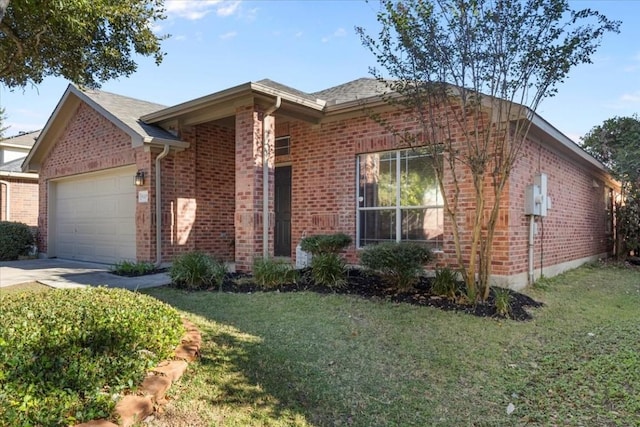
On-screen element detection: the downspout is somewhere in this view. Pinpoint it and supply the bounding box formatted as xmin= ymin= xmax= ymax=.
xmin=0 ymin=180 xmax=9 ymax=221
xmin=155 ymin=145 xmax=170 ymax=267
xmin=262 ymin=96 xmax=281 ymax=258
xmin=528 ymin=215 xmax=535 ymax=285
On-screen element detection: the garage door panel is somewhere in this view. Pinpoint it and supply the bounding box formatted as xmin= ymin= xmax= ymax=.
xmin=54 ymin=167 xmax=136 ymax=264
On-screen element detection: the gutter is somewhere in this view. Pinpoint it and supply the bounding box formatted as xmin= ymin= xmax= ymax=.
xmin=262 ymin=96 xmax=281 ymax=258
xmin=155 ymin=144 xmax=170 ymax=267
xmin=0 ymin=180 xmax=9 ymax=220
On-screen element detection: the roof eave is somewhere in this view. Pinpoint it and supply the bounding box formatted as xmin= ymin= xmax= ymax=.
xmin=141 ymin=81 xmax=327 ymax=125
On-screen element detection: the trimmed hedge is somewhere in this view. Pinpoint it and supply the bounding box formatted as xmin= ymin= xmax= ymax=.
xmin=300 ymin=233 xmax=352 ymax=255
xmin=0 ymin=287 xmax=184 ymax=426
xmin=0 ymin=221 xmax=35 ymax=260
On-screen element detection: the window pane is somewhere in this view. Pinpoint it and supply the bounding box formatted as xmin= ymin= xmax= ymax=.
xmin=275 ymin=137 xmax=290 ymax=156
xmin=358 ymin=152 xmax=397 ymax=208
xmin=359 ymin=209 xmax=396 ymax=246
xmin=401 ymin=208 xmax=443 ymax=246
xmin=400 ymin=150 xmax=440 ymax=207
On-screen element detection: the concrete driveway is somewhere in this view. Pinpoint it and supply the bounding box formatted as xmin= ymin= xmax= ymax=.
xmin=0 ymin=258 xmax=170 ymax=290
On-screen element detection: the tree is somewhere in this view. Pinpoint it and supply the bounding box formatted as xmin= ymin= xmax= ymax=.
xmin=582 ymin=115 xmax=640 ymax=257
xmin=0 ymin=107 xmax=7 ymax=138
xmin=357 ymin=0 xmax=619 ymax=300
xmin=0 ymin=0 xmax=167 ymax=88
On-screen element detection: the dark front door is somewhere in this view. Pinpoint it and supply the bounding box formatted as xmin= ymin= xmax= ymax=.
xmin=274 ymin=166 xmax=292 ymax=257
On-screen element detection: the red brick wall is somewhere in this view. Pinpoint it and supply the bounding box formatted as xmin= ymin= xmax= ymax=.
xmin=276 ymin=109 xmax=609 ymax=279
xmin=0 ymin=177 xmax=38 ymax=226
xmin=162 ymin=122 xmax=236 ymax=262
xmin=508 ymin=135 xmax=611 ymax=276
xmin=38 ymin=102 xmax=150 ymax=257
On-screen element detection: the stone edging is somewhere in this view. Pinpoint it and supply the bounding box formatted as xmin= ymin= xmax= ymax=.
xmin=74 ymin=318 xmax=201 ymax=427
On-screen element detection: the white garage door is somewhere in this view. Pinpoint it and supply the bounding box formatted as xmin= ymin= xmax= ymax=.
xmin=54 ymin=166 xmax=136 ymax=264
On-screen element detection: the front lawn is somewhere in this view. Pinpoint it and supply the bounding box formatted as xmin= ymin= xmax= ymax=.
xmin=144 ymin=263 xmax=640 ymax=426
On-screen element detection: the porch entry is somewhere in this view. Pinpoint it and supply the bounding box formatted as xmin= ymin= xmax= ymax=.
xmin=274 ymin=166 xmax=292 ymax=257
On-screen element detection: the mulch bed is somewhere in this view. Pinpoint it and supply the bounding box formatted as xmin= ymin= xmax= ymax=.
xmin=204 ymin=268 xmax=543 ymax=321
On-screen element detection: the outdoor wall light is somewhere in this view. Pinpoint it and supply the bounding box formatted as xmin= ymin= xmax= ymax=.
xmin=134 ymin=170 xmax=145 ymax=186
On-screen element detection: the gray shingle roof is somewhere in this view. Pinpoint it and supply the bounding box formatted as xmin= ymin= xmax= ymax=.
xmin=80 ymin=89 xmax=180 ymax=141
xmin=256 ymin=79 xmax=320 ymax=103
xmin=312 ymin=78 xmax=391 ymax=105
xmin=0 ymin=157 xmax=26 ymax=172
xmin=0 ymin=130 xmax=40 ymax=148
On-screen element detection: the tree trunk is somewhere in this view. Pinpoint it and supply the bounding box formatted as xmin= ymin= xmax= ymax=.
xmin=0 ymin=0 xmax=9 ymax=24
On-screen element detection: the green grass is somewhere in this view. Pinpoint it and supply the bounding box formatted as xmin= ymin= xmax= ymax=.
xmin=139 ymin=264 xmax=639 ymax=426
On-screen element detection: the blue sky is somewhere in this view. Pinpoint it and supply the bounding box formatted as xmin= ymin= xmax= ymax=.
xmin=1 ymin=0 xmax=639 ymax=143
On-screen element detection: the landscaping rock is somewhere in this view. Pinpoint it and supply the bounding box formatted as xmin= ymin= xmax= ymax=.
xmin=174 ymin=343 xmax=199 ymax=362
xmin=74 ymin=420 xmax=119 ymax=427
xmin=115 ymin=395 xmax=154 ymax=427
xmin=141 ymin=374 xmax=172 ymax=404
xmin=152 ymin=360 xmax=188 ymax=382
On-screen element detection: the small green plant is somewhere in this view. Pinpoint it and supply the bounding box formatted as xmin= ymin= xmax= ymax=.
xmin=310 ymin=253 xmax=347 ymax=289
xmin=432 ymin=267 xmax=459 ymax=300
xmin=253 ymin=257 xmax=298 ymax=288
xmin=111 ymin=260 xmax=157 ymax=276
xmin=300 ymin=233 xmax=352 ymax=255
xmin=493 ymin=287 xmax=513 ymax=317
xmin=0 ymin=221 xmax=35 ymax=260
xmin=0 ymin=287 xmax=184 ymax=426
xmin=359 ymin=242 xmax=433 ymax=290
xmin=533 ymin=275 xmax=553 ymax=291
xmin=170 ymin=252 xmax=227 ymax=290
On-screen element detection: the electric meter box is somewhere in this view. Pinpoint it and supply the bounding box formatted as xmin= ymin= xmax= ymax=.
xmin=525 ymin=184 xmax=541 ymax=216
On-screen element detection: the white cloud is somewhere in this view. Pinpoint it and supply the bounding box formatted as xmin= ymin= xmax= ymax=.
xmin=620 ymin=92 xmax=640 ymax=103
xmin=219 ymin=31 xmax=237 ymax=40
xmin=165 ymin=0 xmax=241 ymax=20
xmin=217 ymin=1 xmax=240 ymax=17
xmin=322 ymin=27 xmax=348 ymax=43
xmin=174 ymin=35 xmax=187 ymax=41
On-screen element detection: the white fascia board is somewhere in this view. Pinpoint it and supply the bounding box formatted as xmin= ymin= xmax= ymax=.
xmin=0 ymin=170 xmax=38 ymax=179
xmin=527 ymin=109 xmax=607 ymax=172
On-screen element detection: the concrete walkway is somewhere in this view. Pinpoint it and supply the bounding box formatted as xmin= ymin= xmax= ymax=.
xmin=0 ymin=258 xmax=170 ymax=290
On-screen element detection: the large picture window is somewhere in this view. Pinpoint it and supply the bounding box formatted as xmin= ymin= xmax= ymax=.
xmin=357 ymin=149 xmax=443 ymax=249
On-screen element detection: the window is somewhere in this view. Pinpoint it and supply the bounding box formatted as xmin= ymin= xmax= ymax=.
xmin=275 ymin=136 xmax=291 ymax=156
xmin=357 ymin=149 xmax=443 ymax=248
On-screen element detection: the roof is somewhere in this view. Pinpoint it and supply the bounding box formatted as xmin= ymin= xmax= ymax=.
xmin=312 ymin=78 xmax=391 ymax=105
xmin=0 ymin=130 xmax=41 ymax=149
xmin=80 ymin=89 xmax=180 ymax=142
xmin=23 ymin=85 xmax=188 ymax=172
xmin=0 ymin=158 xmax=25 ymax=172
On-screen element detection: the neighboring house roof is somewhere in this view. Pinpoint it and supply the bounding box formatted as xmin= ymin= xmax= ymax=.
xmin=0 ymin=130 xmax=41 ymax=149
xmin=0 ymin=158 xmax=37 ymax=179
xmin=23 ymin=85 xmax=188 ymax=172
xmin=0 ymin=158 xmax=25 ymax=172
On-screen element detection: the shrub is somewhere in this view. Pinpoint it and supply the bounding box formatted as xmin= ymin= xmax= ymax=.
xmin=359 ymin=242 xmax=433 ymax=290
xmin=253 ymin=257 xmax=298 ymax=288
xmin=493 ymin=287 xmax=513 ymax=317
xmin=111 ymin=260 xmax=157 ymax=276
xmin=170 ymin=252 xmax=227 ymax=290
xmin=300 ymin=233 xmax=352 ymax=255
xmin=432 ymin=267 xmax=459 ymax=300
xmin=0 ymin=221 xmax=35 ymax=260
xmin=0 ymin=287 xmax=184 ymax=426
xmin=310 ymin=253 xmax=347 ymax=289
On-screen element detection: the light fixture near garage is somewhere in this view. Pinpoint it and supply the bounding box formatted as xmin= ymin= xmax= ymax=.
xmin=134 ymin=170 xmax=145 ymax=186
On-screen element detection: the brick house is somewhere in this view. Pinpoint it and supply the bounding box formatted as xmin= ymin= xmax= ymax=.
xmin=0 ymin=130 xmax=40 ymax=226
xmin=23 ymin=79 xmax=616 ymax=288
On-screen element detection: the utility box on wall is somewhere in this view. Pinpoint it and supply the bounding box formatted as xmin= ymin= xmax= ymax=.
xmin=525 ymin=173 xmax=550 ymax=217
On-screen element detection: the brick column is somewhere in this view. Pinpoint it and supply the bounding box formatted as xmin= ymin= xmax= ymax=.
xmin=234 ymin=105 xmax=275 ymax=271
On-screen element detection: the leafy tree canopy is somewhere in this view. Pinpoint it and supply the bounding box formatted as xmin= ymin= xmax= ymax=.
xmin=0 ymin=0 xmax=167 ymax=88
xmin=582 ymin=115 xmax=640 ymax=192
xmin=357 ymin=0 xmax=620 ymax=296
